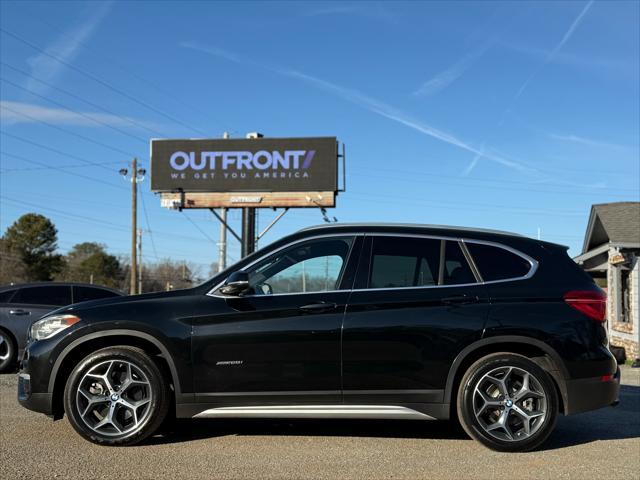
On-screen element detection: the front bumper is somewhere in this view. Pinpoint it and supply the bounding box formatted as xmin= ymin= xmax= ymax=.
xmin=564 ymin=367 xmax=620 ymax=415
xmin=17 ymin=372 xmax=54 ymax=416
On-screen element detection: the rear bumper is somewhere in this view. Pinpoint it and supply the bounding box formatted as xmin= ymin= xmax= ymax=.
xmin=17 ymin=372 xmax=54 ymax=416
xmin=564 ymin=367 xmax=620 ymax=415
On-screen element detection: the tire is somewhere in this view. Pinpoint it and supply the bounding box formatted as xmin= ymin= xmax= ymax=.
xmin=0 ymin=329 xmax=17 ymax=373
xmin=64 ymin=346 xmax=170 ymax=446
xmin=456 ymin=352 xmax=558 ymax=452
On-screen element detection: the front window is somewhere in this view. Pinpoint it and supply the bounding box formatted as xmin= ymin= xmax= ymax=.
xmin=245 ymin=237 xmax=354 ymax=295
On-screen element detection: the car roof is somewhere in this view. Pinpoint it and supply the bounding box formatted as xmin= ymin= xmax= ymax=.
xmin=298 ymin=223 xmax=525 ymax=239
xmin=0 ymin=282 xmax=123 ymax=294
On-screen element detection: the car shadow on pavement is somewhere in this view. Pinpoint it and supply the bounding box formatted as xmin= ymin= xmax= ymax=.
xmin=540 ymin=384 xmax=640 ymax=451
xmin=147 ymin=418 xmax=470 ymax=446
xmin=147 ymin=384 xmax=640 ymax=449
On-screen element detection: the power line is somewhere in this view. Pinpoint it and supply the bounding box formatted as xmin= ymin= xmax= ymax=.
xmin=1 ymin=104 xmax=143 ymax=160
xmin=1 ymin=152 xmax=121 ymax=172
xmin=0 ymin=196 xmax=216 ymax=244
xmin=18 ymin=13 xmax=234 ymax=133
xmin=181 ymin=211 xmax=217 ymax=243
xmin=1 ymin=76 xmax=149 ymax=145
xmin=0 ymin=61 xmax=166 ymax=137
xmin=0 ymin=150 xmax=128 ymax=190
xmin=0 ymin=27 xmax=209 ymax=136
xmin=347 ymin=192 xmax=585 ymax=217
xmin=355 ymin=172 xmax=638 ymax=198
xmin=139 ymin=183 xmax=159 ymax=260
xmin=358 ymin=167 xmax=639 ymax=194
xmin=0 ymin=131 xmax=156 ymax=197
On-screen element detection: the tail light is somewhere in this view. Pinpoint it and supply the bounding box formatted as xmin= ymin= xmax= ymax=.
xmin=564 ymin=290 xmax=607 ymax=322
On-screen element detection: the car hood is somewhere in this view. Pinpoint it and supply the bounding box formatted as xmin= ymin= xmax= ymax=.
xmin=47 ymin=288 xmax=195 ymax=316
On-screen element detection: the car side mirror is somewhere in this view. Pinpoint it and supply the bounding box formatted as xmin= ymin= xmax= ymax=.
xmin=219 ymin=271 xmax=250 ymax=296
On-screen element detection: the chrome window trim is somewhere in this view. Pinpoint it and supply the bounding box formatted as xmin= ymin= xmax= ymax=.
xmin=206 ymin=231 xmax=539 ymax=297
xmin=206 ymin=233 xmax=362 ymax=298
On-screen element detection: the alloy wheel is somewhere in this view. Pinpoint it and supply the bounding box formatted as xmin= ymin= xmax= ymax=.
xmin=76 ymin=360 xmax=153 ymax=436
xmin=473 ymin=366 xmax=547 ymax=442
xmin=0 ymin=333 xmax=10 ymax=362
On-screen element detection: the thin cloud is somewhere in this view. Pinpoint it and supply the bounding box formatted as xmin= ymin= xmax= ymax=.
xmin=301 ymin=2 xmax=400 ymax=23
xmin=462 ymin=145 xmax=485 ymax=176
xmin=549 ymin=133 xmax=635 ymax=150
xmin=25 ymin=2 xmax=113 ymax=95
xmin=0 ymin=100 xmax=159 ymax=130
xmin=182 ymin=42 xmax=539 ymax=177
xmin=413 ymin=41 xmax=494 ymax=97
xmin=513 ymin=0 xmax=594 ymax=101
xmin=505 ymin=43 xmax=633 ymax=77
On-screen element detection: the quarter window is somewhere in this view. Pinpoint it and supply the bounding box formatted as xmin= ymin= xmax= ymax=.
xmin=246 ymin=237 xmax=353 ymax=295
xmin=466 ymin=242 xmax=532 ymax=281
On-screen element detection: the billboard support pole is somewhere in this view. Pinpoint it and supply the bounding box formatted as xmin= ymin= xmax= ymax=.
xmin=241 ymin=207 xmax=256 ymax=258
xmin=257 ymin=208 xmax=289 ymax=241
xmin=217 ymin=208 xmax=227 ymax=272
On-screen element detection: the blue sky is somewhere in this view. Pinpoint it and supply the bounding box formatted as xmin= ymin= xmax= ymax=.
xmin=1 ymin=0 xmax=639 ymax=277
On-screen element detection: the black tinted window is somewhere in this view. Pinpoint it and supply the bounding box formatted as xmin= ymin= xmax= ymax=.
xmin=442 ymin=241 xmax=476 ymax=285
xmin=466 ymin=243 xmax=532 ymax=281
xmin=369 ymin=237 xmax=440 ymax=288
xmin=12 ymin=286 xmax=72 ymax=306
xmin=74 ymin=286 xmax=120 ymax=303
xmin=0 ymin=289 xmax=16 ymax=303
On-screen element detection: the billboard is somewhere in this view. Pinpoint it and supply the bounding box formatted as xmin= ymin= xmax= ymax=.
xmin=151 ymin=137 xmax=338 ymax=193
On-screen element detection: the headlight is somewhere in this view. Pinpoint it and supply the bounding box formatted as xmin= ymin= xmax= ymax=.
xmin=30 ymin=314 xmax=81 ymax=341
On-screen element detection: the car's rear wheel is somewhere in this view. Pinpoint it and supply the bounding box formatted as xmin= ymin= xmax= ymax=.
xmin=64 ymin=346 xmax=169 ymax=446
xmin=457 ymin=352 xmax=558 ymax=452
xmin=0 ymin=330 xmax=16 ymax=373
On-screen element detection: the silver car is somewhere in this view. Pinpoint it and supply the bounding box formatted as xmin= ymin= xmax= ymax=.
xmin=0 ymin=283 xmax=122 ymax=372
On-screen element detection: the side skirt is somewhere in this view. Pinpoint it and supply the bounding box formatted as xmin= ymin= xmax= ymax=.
xmin=183 ymin=405 xmax=443 ymax=420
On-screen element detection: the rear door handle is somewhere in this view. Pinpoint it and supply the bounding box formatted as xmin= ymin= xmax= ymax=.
xmin=299 ymin=302 xmax=338 ymax=313
xmin=9 ymin=309 xmax=30 ymax=316
xmin=442 ymin=295 xmax=479 ymax=306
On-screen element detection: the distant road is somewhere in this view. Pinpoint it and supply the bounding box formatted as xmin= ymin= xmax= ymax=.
xmin=1 ymin=368 xmax=638 ymax=480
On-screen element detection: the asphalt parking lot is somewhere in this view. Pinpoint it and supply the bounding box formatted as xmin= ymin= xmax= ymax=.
xmin=1 ymin=368 xmax=638 ymax=480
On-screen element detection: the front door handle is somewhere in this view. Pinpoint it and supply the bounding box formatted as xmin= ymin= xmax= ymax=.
xmin=299 ymin=302 xmax=337 ymax=313
xmin=9 ymin=309 xmax=30 ymax=316
xmin=442 ymin=295 xmax=479 ymax=306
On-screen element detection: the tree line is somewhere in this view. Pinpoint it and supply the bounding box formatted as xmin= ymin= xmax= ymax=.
xmin=0 ymin=213 xmax=207 ymax=293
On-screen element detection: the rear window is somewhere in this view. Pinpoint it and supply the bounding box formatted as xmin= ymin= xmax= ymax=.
xmin=73 ymin=286 xmax=120 ymax=303
xmin=366 ymin=237 xmax=477 ymax=289
xmin=466 ymin=243 xmax=532 ymax=281
xmin=12 ymin=286 xmax=72 ymax=306
xmin=369 ymin=236 xmax=440 ymax=288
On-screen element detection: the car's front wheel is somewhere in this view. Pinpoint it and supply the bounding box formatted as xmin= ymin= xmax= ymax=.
xmin=64 ymin=346 xmax=169 ymax=446
xmin=0 ymin=329 xmax=16 ymax=373
xmin=457 ymin=352 xmax=558 ymax=452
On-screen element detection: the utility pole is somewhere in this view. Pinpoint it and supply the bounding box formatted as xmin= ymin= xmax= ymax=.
xmin=119 ymin=159 xmax=146 ymax=295
xmin=137 ymin=229 xmax=143 ymax=295
xmin=131 ymin=158 xmax=138 ymax=295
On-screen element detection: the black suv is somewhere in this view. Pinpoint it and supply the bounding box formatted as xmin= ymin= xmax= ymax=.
xmin=18 ymin=224 xmax=619 ymax=451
